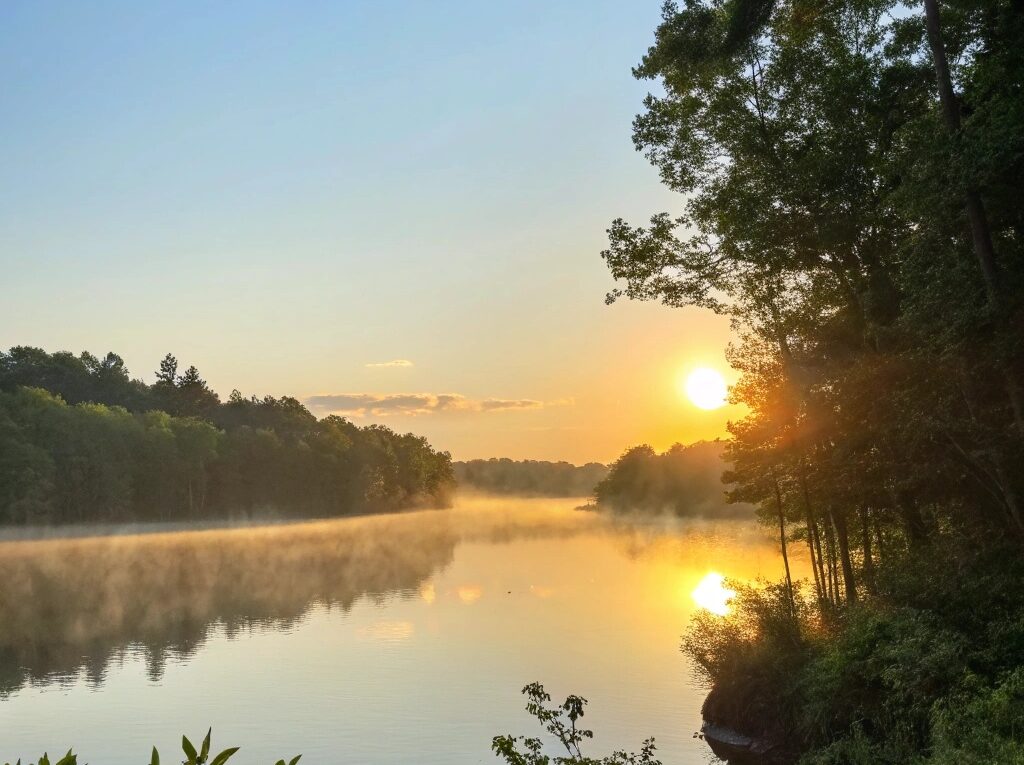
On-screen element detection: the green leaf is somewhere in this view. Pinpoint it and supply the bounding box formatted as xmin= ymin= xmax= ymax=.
xmin=150 ymin=745 xmax=160 ymax=765
xmin=289 ymin=757 xmax=302 ymax=765
xmin=200 ymin=729 xmax=211 ymax=763
xmin=182 ymin=736 xmax=198 ymax=765
xmin=208 ymin=747 xmax=239 ymax=765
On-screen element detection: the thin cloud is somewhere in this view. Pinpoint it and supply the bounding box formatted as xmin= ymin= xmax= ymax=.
xmin=305 ymin=393 xmax=558 ymax=418
xmin=365 ymin=359 xmax=414 ymax=368
xmin=480 ymin=398 xmax=545 ymax=411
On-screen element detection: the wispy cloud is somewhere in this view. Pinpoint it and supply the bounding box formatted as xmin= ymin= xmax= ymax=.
xmin=480 ymin=398 xmax=546 ymax=411
xmin=364 ymin=359 xmax=414 ymax=368
xmin=305 ymin=392 xmax=562 ymax=417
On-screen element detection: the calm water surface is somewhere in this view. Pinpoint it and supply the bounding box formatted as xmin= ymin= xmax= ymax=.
xmin=0 ymin=496 xmax=804 ymax=764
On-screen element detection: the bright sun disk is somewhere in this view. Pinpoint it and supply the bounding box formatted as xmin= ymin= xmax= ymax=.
xmin=683 ymin=368 xmax=728 ymax=410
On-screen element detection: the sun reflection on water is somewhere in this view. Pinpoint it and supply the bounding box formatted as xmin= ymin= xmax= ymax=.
xmin=692 ymin=572 xmax=735 ymax=616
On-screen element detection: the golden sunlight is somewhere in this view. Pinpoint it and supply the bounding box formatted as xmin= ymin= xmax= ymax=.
xmin=692 ymin=572 xmax=735 ymax=616
xmin=683 ymin=368 xmax=728 ymax=410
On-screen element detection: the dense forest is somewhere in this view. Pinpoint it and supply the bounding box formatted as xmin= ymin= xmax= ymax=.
xmin=593 ymin=440 xmax=749 ymax=517
xmin=454 ymin=458 xmax=607 ymax=497
xmin=0 ymin=347 xmax=454 ymax=525
xmin=600 ymin=0 xmax=1024 ymax=761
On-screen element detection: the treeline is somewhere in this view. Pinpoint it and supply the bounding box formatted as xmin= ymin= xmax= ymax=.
xmin=0 ymin=347 xmax=453 ymax=525
xmin=603 ymin=0 xmax=1024 ymax=760
xmin=454 ymin=458 xmax=607 ymax=497
xmin=593 ymin=441 xmax=748 ymax=517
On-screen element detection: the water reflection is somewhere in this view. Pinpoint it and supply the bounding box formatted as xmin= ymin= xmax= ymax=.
xmin=692 ymin=573 xmax=736 ymax=616
xmin=0 ymin=512 xmax=463 ymax=695
xmin=0 ymin=498 xmax=804 ymax=764
xmin=0 ymin=498 xmax=613 ymax=697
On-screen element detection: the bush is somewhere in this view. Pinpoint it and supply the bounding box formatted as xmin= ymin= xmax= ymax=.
xmin=683 ymin=580 xmax=815 ymax=747
xmin=927 ymin=669 xmax=1024 ymax=765
xmin=683 ymin=547 xmax=1024 ymax=764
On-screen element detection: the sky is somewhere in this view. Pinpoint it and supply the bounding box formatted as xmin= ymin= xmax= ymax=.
xmin=0 ymin=1 xmax=741 ymax=463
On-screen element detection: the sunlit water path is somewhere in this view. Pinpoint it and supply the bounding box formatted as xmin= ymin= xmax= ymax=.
xmin=0 ymin=496 xmax=804 ymax=764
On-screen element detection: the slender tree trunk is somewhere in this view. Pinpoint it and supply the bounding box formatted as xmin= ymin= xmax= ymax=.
xmin=824 ymin=517 xmax=840 ymax=604
xmin=800 ymin=472 xmax=829 ymax=606
xmin=816 ymin=520 xmax=831 ymax=604
xmin=874 ymin=513 xmax=885 ymax=564
xmin=802 ymin=494 xmax=825 ymax=605
xmin=923 ymin=0 xmax=1024 ymax=438
xmin=806 ymin=521 xmax=825 ymax=605
xmin=773 ymin=476 xmax=796 ymax=614
xmin=815 ymin=519 xmax=831 ymax=604
xmin=860 ymin=506 xmax=876 ymax=593
xmin=831 ymin=509 xmax=858 ymax=603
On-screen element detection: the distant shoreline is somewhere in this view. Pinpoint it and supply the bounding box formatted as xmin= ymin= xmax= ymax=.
xmin=0 ymin=507 xmax=427 ymax=544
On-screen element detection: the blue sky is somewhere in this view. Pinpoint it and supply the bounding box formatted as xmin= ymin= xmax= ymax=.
xmin=0 ymin=1 xmax=739 ymax=462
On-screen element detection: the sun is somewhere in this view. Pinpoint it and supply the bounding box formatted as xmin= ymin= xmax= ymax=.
xmin=692 ymin=572 xmax=735 ymax=616
xmin=683 ymin=367 xmax=728 ymax=410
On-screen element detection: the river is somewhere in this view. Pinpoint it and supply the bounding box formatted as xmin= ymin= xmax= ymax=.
xmin=0 ymin=495 xmax=803 ymax=764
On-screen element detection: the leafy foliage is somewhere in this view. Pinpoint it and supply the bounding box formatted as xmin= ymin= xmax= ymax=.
xmin=0 ymin=349 xmax=454 ymax=525
xmin=593 ymin=440 xmax=748 ymax=517
xmin=492 ymin=683 xmax=661 ymax=765
xmin=683 ymin=547 xmax=1024 ymax=762
xmin=454 ymin=459 xmax=608 ymax=497
xmin=607 ymin=0 xmax=1024 ymax=759
xmin=2 ymin=729 xmax=299 ymax=765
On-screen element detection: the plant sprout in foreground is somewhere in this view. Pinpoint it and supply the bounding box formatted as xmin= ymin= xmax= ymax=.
xmin=493 ymin=683 xmax=662 ymax=765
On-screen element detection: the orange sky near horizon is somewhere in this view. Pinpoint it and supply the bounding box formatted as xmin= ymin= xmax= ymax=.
xmin=293 ymin=301 xmax=743 ymax=464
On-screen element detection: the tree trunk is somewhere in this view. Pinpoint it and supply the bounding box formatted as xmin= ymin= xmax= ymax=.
xmin=860 ymin=506 xmax=876 ymax=593
xmin=823 ymin=517 xmax=840 ymax=604
xmin=831 ymin=509 xmax=858 ymax=603
xmin=773 ymin=476 xmax=796 ymax=614
xmin=800 ymin=473 xmax=829 ymax=607
xmin=816 ymin=515 xmax=834 ymax=606
xmin=806 ymin=521 xmax=825 ymax=605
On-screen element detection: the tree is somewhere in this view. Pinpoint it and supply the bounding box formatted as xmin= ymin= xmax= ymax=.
xmin=155 ymin=353 xmax=178 ymax=386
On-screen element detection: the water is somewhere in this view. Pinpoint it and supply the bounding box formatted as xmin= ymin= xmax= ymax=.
xmin=0 ymin=496 xmax=803 ymax=764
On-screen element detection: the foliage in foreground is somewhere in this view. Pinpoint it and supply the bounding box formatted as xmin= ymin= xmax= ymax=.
xmin=492 ymin=683 xmax=661 ymax=765
xmin=3 ymin=728 xmax=300 ymax=765
xmin=684 ymin=546 xmax=1024 ymax=763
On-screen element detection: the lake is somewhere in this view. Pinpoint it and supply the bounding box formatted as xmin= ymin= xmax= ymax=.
xmin=0 ymin=496 xmax=803 ymax=764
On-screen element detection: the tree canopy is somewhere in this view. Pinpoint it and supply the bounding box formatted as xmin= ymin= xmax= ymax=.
xmin=604 ymin=0 xmax=1024 ymax=760
xmin=0 ymin=347 xmax=453 ymax=525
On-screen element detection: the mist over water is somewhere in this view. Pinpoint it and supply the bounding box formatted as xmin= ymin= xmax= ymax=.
xmin=0 ymin=496 xmax=802 ymax=764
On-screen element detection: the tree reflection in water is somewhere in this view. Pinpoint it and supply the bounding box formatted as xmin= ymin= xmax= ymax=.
xmin=0 ymin=512 xmax=463 ymax=696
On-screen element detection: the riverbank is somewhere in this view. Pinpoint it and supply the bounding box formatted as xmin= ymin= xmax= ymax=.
xmin=685 ymin=542 xmax=1024 ymax=764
